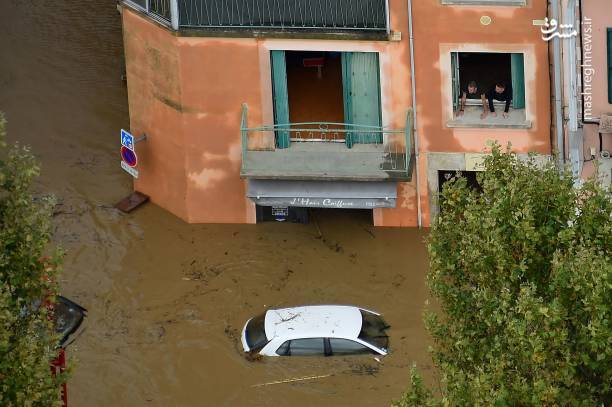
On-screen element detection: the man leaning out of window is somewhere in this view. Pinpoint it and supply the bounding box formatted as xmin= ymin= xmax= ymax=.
xmin=483 ymin=81 xmax=512 ymax=119
xmin=456 ymin=80 xmax=487 ymax=118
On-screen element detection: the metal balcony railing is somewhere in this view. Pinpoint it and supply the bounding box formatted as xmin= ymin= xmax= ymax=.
xmin=125 ymin=0 xmax=172 ymax=25
xmin=123 ymin=0 xmax=389 ymax=33
xmin=240 ymin=104 xmax=414 ymax=181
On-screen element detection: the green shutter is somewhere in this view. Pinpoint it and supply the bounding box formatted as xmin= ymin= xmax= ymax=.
xmin=341 ymin=52 xmax=382 ymax=147
xmin=451 ymin=52 xmax=460 ymax=112
xmin=608 ymin=28 xmax=612 ymax=104
xmin=341 ymin=52 xmax=353 ymax=128
xmin=511 ymin=53 xmax=526 ymax=109
xmin=271 ymin=50 xmax=290 ymax=149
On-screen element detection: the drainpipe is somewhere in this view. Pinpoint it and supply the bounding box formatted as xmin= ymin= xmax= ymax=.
xmin=170 ymin=0 xmax=179 ymax=30
xmin=552 ymin=0 xmax=565 ymax=167
xmin=408 ymin=0 xmax=422 ymax=228
xmin=565 ymin=0 xmax=582 ymax=178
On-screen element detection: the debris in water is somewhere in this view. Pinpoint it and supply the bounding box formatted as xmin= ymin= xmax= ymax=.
xmin=114 ymin=191 xmax=149 ymax=213
xmin=251 ymin=374 xmax=333 ymax=387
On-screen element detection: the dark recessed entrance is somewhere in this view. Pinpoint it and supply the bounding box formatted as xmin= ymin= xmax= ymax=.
xmin=255 ymin=205 xmax=374 ymax=226
xmin=438 ymin=170 xmax=482 ymax=194
xmin=285 ymin=51 xmax=345 ymax=126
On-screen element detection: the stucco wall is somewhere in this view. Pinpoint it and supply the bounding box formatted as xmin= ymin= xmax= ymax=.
xmin=122 ymin=4 xmax=417 ymax=226
xmin=581 ymin=0 xmax=611 ymax=179
xmin=177 ymin=37 xmax=261 ymax=223
xmin=122 ymin=1 xmax=553 ymax=228
xmin=411 ymin=0 xmax=552 ymax=226
xmin=123 ymin=8 xmax=189 ymax=220
xmin=582 ymin=1 xmax=611 ymax=119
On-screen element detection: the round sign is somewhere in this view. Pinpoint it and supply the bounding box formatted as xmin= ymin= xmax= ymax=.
xmin=121 ymin=146 xmax=137 ymax=167
xmin=480 ymin=15 xmax=492 ymax=26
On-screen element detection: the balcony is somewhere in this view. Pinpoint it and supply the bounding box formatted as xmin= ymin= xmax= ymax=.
xmin=240 ymin=104 xmax=414 ymax=181
xmin=123 ymin=0 xmax=389 ymax=36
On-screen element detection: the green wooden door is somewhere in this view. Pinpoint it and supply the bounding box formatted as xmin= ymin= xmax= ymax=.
xmin=511 ymin=53 xmax=526 ymax=109
xmin=271 ymin=50 xmax=290 ymax=148
xmin=342 ymin=52 xmax=382 ymax=147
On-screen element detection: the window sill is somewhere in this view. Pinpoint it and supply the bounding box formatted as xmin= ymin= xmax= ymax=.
xmin=447 ymin=108 xmax=531 ymax=129
xmin=447 ymin=120 xmax=532 ymax=129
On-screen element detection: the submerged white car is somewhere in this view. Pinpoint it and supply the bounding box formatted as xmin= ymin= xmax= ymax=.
xmin=241 ymin=305 xmax=389 ymax=357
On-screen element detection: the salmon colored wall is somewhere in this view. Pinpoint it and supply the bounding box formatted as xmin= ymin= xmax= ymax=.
xmin=580 ymin=0 xmax=612 ymax=179
xmin=123 ymin=1 xmax=555 ymax=228
xmin=412 ymin=0 xmax=551 ymax=153
xmin=582 ymin=1 xmax=611 ymax=118
xmin=404 ymin=0 xmax=552 ymax=227
xmin=123 ymin=2 xmax=418 ymax=226
xmin=123 ymin=8 xmax=189 ymax=220
xmin=177 ymin=37 xmax=262 ymax=223
xmin=123 ymin=9 xmax=258 ymax=224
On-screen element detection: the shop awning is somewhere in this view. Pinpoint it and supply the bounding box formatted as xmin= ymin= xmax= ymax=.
xmin=247 ymin=180 xmax=397 ymax=209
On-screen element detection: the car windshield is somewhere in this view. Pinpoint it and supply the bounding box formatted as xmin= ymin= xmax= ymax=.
xmin=358 ymin=310 xmax=390 ymax=350
xmin=245 ymin=313 xmax=268 ymax=351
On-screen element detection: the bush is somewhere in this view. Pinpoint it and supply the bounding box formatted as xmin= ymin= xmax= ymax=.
xmin=0 ymin=113 xmax=66 ymax=406
xmin=394 ymin=145 xmax=611 ymax=406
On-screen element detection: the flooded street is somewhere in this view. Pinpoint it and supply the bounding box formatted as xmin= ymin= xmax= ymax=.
xmin=0 ymin=1 xmax=433 ymax=405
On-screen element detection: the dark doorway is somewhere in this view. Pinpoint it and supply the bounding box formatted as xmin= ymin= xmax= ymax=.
xmin=285 ymin=51 xmax=345 ymax=125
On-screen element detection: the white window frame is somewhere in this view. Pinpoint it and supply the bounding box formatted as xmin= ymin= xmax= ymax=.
xmin=440 ymin=44 xmax=534 ymax=129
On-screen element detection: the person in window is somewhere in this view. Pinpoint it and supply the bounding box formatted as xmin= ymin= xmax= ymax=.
xmin=456 ymin=80 xmax=485 ymax=117
xmin=484 ymin=81 xmax=512 ymax=119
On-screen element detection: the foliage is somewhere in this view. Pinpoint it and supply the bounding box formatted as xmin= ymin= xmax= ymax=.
xmin=394 ymin=144 xmax=611 ymax=406
xmin=0 ymin=113 xmax=65 ymax=406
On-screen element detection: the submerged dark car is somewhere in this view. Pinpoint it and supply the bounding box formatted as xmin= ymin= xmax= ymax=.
xmin=53 ymin=296 xmax=87 ymax=348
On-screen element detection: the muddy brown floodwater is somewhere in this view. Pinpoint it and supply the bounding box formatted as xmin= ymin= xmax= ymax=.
xmin=0 ymin=1 xmax=434 ymax=405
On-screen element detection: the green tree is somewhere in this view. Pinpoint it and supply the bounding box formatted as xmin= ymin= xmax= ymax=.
xmin=395 ymin=145 xmax=611 ymax=406
xmin=0 ymin=113 xmax=66 ymax=406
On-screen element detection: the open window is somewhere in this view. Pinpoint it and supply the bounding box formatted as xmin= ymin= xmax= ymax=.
xmin=448 ymin=52 xmax=530 ymax=128
xmin=270 ymin=50 xmax=382 ymax=148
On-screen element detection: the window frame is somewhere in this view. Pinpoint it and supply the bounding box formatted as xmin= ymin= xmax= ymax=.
xmin=446 ymin=49 xmax=532 ymax=129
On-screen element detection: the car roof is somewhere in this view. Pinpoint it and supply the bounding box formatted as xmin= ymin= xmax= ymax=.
xmin=264 ymin=305 xmax=365 ymax=340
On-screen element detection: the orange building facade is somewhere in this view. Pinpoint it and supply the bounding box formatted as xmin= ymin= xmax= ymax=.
xmin=120 ymin=0 xmax=553 ymax=227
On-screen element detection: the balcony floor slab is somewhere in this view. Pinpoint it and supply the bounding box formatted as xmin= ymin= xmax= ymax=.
xmin=241 ymin=142 xmax=410 ymax=181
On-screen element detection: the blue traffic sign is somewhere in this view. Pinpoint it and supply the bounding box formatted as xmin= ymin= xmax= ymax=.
xmin=121 ymin=129 xmax=135 ymax=151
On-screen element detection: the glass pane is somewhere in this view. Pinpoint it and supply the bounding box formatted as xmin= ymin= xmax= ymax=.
xmin=358 ymin=310 xmax=390 ymax=350
xmin=288 ymin=338 xmax=325 ymax=356
xmin=276 ymin=341 xmax=290 ymax=356
xmin=330 ymin=338 xmax=374 ymax=355
xmin=245 ymin=313 xmax=269 ymax=352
